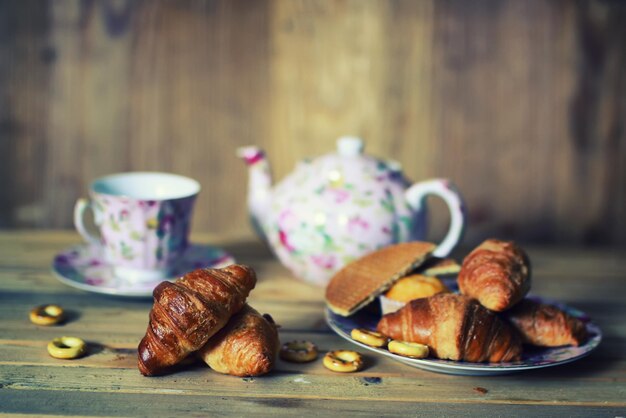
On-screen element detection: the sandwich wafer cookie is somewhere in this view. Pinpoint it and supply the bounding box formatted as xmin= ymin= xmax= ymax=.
xmin=325 ymin=242 xmax=436 ymax=316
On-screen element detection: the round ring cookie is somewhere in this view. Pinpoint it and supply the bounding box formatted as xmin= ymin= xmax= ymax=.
xmin=279 ymin=340 xmax=318 ymax=363
xmin=351 ymin=328 xmax=388 ymax=348
xmin=388 ymin=340 xmax=429 ymax=359
xmin=47 ymin=336 xmax=87 ymax=359
xmin=323 ymin=350 xmax=363 ymax=373
xmin=30 ymin=304 xmax=64 ymax=326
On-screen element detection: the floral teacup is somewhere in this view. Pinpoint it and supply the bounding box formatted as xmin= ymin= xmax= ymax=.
xmin=74 ymin=172 xmax=200 ymax=282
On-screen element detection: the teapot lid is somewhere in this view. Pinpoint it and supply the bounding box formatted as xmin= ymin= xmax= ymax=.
xmin=337 ymin=136 xmax=364 ymax=157
xmin=289 ymin=136 xmax=405 ymax=185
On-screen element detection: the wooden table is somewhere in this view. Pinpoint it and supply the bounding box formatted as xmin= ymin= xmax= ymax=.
xmin=1 ymin=231 xmax=625 ymax=417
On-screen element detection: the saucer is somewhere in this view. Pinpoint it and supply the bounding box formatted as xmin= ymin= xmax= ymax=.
xmin=52 ymin=243 xmax=235 ymax=298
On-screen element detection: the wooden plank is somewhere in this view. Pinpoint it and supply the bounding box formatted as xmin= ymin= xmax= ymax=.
xmin=43 ymin=1 xmax=130 ymax=227
xmin=1 ymin=275 xmax=622 ymax=319
xmin=1 ymin=362 xmax=625 ymax=407
xmin=3 ymin=260 xmax=625 ymax=304
xmin=0 ymin=300 xmax=330 ymax=336
xmin=126 ymin=0 xmax=271 ymax=237
xmin=1 ymin=2 xmax=625 ymax=246
xmin=0 ymin=1 xmax=49 ymax=229
xmin=1 ymin=388 xmax=622 ymax=418
xmin=1 ymin=297 xmax=624 ymax=357
xmin=1 ymin=330 xmax=624 ymax=375
xmin=2 ymin=231 xmax=626 ymax=273
xmin=431 ymin=0 xmax=626 ymax=245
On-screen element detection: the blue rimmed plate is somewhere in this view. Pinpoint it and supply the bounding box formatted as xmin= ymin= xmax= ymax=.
xmin=325 ymin=297 xmax=602 ymax=376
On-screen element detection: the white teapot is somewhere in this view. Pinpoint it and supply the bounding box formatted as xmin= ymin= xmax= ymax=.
xmin=238 ymin=137 xmax=466 ymax=286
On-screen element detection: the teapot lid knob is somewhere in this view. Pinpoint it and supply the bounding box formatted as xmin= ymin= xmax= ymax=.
xmin=337 ymin=136 xmax=364 ymax=157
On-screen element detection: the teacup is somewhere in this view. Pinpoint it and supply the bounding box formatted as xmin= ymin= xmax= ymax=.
xmin=74 ymin=172 xmax=201 ymax=282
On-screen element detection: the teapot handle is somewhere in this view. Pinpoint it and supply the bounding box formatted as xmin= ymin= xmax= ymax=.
xmin=404 ymin=178 xmax=466 ymax=257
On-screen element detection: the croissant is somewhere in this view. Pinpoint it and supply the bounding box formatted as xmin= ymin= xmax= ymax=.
xmin=198 ymin=304 xmax=279 ymax=376
xmin=505 ymin=299 xmax=587 ymax=347
xmin=137 ymin=265 xmax=256 ymax=376
xmin=377 ymin=293 xmax=522 ymax=362
xmin=458 ymin=239 xmax=530 ymax=312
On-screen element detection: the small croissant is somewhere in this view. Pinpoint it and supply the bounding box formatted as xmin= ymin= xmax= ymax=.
xmin=198 ymin=304 xmax=280 ymax=377
xmin=505 ymin=299 xmax=588 ymax=347
xmin=137 ymin=265 xmax=256 ymax=376
xmin=458 ymin=239 xmax=531 ymax=312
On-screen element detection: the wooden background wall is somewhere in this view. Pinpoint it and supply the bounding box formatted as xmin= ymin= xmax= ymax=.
xmin=1 ymin=0 xmax=625 ymax=247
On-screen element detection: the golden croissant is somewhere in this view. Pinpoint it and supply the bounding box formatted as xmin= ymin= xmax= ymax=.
xmin=137 ymin=265 xmax=256 ymax=376
xmin=458 ymin=239 xmax=531 ymax=312
xmin=505 ymin=299 xmax=587 ymax=347
xmin=198 ymin=304 xmax=279 ymax=376
xmin=377 ymin=293 xmax=522 ymax=363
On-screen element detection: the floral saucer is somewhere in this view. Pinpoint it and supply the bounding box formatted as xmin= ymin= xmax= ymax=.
xmin=52 ymin=243 xmax=235 ymax=298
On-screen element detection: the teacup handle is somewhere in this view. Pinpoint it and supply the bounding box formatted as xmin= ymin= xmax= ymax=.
xmin=74 ymin=198 xmax=101 ymax=247
xmin=404 ymin=178 xmax=466 ymax=257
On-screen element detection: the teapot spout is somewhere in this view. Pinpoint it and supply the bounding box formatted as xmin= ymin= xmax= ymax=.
xmin=237 ymin=146 xmax=273 ymax=240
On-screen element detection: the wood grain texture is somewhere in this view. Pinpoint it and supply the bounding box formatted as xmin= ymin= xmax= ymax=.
xmin=0 ymin=230 xmax=625 ymax=417
xmin=0 ymin=0 xmax=625 ymax=247
xmin=0 ymin=1 xmax=50 ymax=229
xmin=1 ymin=390 xmax=622 ymax=418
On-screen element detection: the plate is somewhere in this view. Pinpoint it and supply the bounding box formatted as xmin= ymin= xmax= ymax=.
xmin=325 ymin=297 xmax=602 ymax=376
xmin=52 ymin=243 xmax=235 ymax=298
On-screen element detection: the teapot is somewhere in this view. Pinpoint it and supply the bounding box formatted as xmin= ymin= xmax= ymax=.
xmin=238 ymin=137 xmax=466 ymax=287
